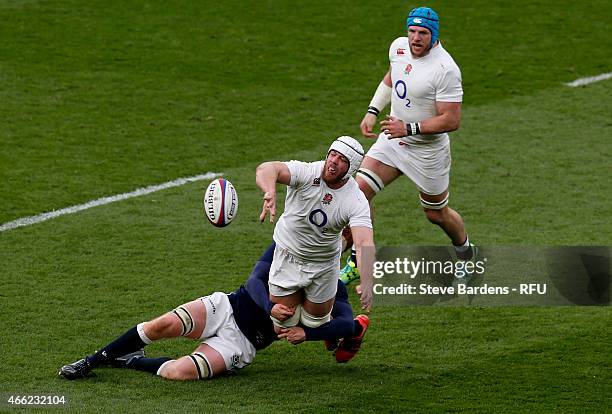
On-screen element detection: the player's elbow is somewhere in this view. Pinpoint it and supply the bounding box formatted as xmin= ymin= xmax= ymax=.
xmin=256 ymin=162 xmax=274 ymax=177
xmin=446 ymin=110 xmax=461 ymax=132
xmin=352 ymin=229 xmax=374 ymax=249
xmin=446 ymin=117 xmax=460 ymax=132
xmin=256 ymin=161 xmax=290 ymax=186
xmin=255 ymin=162 xmax=276 ymax=187
xmin=249 ymin=261 xmax=271 ymax=282
xmin=452 ymin=118 xmax=461 ymax=131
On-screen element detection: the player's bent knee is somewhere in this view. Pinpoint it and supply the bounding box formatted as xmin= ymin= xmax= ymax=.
xmin=157 ymin=360 xmax=191 ymax=381
xmin=158 ymin=356 xmax=209 ymax=381
xmin=424 ymin=208 xmax=444 ymax=225
xmin=300 ymin=308 xmax=331 ymax=328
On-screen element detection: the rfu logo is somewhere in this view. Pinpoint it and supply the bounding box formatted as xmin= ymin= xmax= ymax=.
xmin=322 ymin=193 xmax=333 ymax=205
xmin=404 ymin=64 xmax=412 ymax=74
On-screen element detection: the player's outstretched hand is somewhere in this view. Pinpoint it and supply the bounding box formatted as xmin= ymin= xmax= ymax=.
xmin=260 ymin=191 xmax=277 ymax=223
xmin=380 ymin=115 xmax=407 ymax=139
xmin=356 ymin=284 xmax=372 ymax=312
xmin=270 ymin=303 xmax=294 ymax=322
xmin=277 ymin=326 xmax=306 ymax=345
xmin=360 ymin=113 xmax=379 ymax=138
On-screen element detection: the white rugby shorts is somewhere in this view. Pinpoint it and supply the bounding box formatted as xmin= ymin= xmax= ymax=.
xmin=200 ymin=292 xmax=256 ymax=371
xmin=367 ymin=133 xmax=451 ymax=195
xmin=268 ymin=245 xmax=339 ymax=303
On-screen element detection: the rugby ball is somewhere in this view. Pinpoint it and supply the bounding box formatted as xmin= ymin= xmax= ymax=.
xmin=203 ymin=178 xmax=238 ymax=227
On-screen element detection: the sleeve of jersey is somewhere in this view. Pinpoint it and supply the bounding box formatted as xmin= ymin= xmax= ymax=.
xmin=348 ymin=194 xmax=373 ymax=229
xmin=435 ymin=64 xmax=463 ymax=102
xmin=284 ymin=160 xmax=314 ymax=188
xmin=303 ymin=284 xmax=354 ymax=341
xmin=388 ymin=37 xmax=406 ymax=62
xmin=245 ymin=260 xmax=275 ymax=315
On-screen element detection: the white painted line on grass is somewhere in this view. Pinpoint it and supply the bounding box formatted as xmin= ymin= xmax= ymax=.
xmin=0 ymin=172 xmax=222 ymax=233
xmin=565 ymin=72 xmax=612 ymax=87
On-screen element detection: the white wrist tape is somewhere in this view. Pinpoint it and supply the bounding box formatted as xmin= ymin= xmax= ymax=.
xmin=368 ymin=81 xmax=392 ymax=113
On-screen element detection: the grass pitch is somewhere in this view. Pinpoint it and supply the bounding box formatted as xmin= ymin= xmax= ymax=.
xmin=1 ymin=1 xmax=610 ymax=412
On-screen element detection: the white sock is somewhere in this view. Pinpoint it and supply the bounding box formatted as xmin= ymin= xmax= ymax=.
xmin=137 ymin=322 xmax=153 ymax=345
xmin=454 ymin=236 xmax=470 ymax=253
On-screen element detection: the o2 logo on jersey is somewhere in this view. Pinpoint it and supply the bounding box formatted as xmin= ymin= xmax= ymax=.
xmin=309 ymin=209 xmax=328 ymax=228
xmin=394 ymin=80 xmax=411 ymax=108
xmin=309 ymin=209 xmax=331 ymax=233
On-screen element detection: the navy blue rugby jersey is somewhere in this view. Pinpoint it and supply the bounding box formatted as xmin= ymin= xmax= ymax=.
xmin=227 ymin=286 xmax=277 ymax=350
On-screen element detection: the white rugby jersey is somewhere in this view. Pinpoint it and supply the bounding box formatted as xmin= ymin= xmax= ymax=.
xmin=273 ymin=160 xmax=372 ymax=262
xmin=388 ymin=37 xmax=463 ymax=144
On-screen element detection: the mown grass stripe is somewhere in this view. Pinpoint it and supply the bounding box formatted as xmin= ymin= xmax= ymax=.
xmin=565 ymin=72 xmax=612 ymax=87
xmin=0 ymin=172 xmax=221 ymax=233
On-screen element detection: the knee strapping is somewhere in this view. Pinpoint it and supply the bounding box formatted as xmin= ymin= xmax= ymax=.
xmin=172 ymin=306 xmax=195 ymax=336
xmin=420 ymin=193 xmax=449 ymax=210
xmin=189 ymin=352 xmax=213 ymax=380
xmin=357 ymin=168 xmax=384 ymax=194
xmin=300 ymin=308 xmax=332 ymax=328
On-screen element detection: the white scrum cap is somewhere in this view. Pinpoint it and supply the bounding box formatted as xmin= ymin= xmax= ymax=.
xmin=328 ymin=136 xmax=364 ymax=180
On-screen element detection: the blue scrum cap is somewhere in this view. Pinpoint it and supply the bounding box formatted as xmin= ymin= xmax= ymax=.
xmin=406 ymin=7 xmax=439 ymax=48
